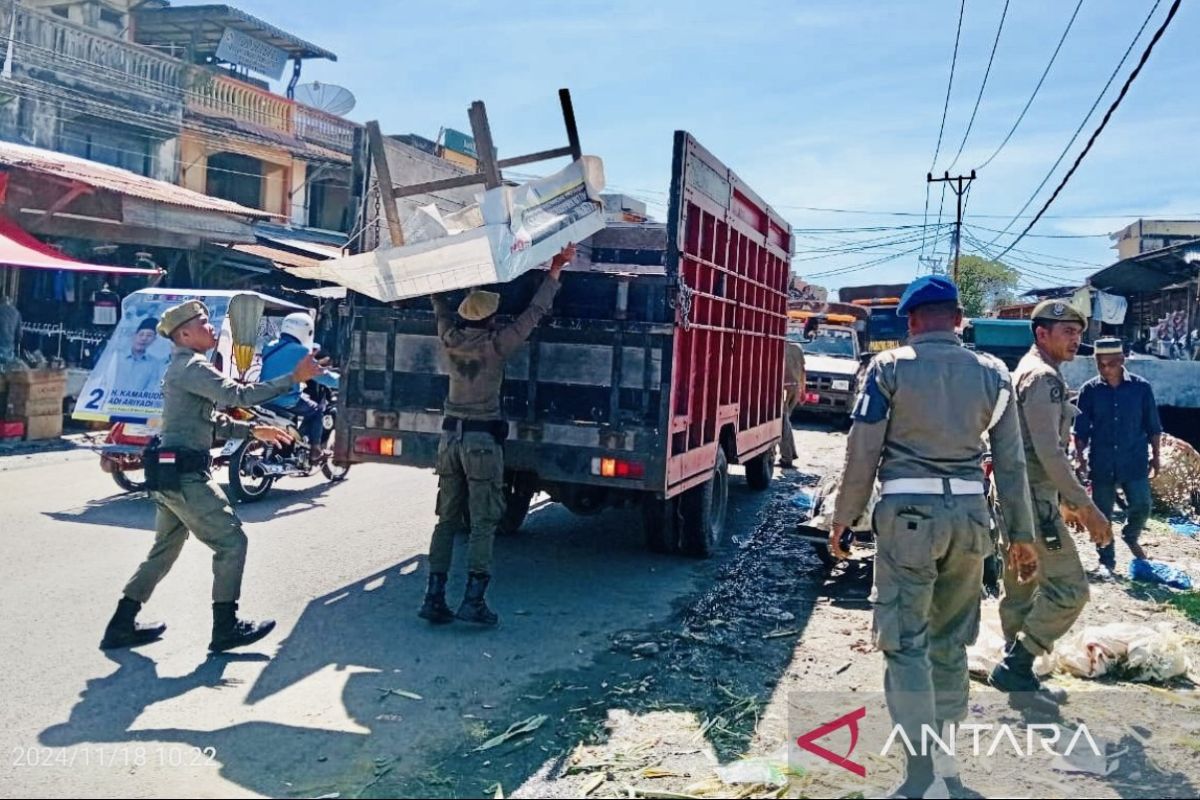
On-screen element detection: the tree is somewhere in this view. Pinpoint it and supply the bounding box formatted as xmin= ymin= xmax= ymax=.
xmin=954 ymin=255 xmax=1020 ymax=317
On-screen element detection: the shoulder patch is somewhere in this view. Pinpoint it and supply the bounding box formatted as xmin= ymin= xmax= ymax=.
xmin=851 ymin=368 xmax=890 ymax=424
xmin=1049 ymin=383 xmax=1063 ymax=403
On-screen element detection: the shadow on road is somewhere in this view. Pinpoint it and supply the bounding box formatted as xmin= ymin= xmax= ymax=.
xmin=35 ymin=470 xmax=837 ymax=798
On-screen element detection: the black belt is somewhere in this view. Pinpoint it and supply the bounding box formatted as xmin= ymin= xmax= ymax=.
xmin=152 ymin=447 xmax=211 ymax=474
xmin=442 ymin=417 xmax=508 ymax=441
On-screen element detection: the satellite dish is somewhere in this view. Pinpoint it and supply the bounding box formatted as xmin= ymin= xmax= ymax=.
xmin=294 ymin=82 xmax=357 ymax=116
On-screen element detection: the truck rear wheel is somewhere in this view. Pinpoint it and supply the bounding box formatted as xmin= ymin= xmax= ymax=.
xmin=642 ymin=495 xmax=681 ymax=554
xmin=498 ymin=484 xmax=535 ymax=536
xmin=680 ymin=449 xmax=730 ymax=558
xmin=745 ymin=446 xmax=774 ymax=491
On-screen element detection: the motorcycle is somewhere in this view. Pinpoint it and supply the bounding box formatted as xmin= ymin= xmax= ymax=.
xmin=223 ymin=381 xmax=350 ymax=503
xmin=99 ymin=422 xmax=155 ymax=493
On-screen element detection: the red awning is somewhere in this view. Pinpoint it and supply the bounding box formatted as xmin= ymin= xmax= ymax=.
xmin=0 ymin=217 xmax=162 ymax=275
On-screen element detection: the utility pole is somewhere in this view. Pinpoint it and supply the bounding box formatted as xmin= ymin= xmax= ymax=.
xmin=926 ymin=170 xmax=976 ymax=282
xmin=918 ymin=255 xmax=944 ymax=276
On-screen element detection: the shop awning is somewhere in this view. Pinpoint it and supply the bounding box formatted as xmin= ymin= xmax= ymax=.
xmin=1089 ymin=240 xmax=1200 ymax=294
xmin=0 ymin=217 xmax=162 ymax=275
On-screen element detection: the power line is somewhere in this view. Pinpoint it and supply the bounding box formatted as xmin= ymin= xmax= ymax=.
xmin=994 ymin=0 xmax=1181 ymax=260
xmin=963 ymin=225 xmax=1107 ymax=266
xmin=966 ymin=222 xmax=1109 ymax=239
xmin=987 ymin=0 xmax=1166 ymax=249
xmin=923 ymin=0 xmax=967 ymax=257
xmin=793 ymin=229 xmax=944 ymax=262
xmin=929 ymin=0 xmax=968 ymax=171
xmin=946 ymin=0 xmax=1010 ymax=171
xmin=976 ymin=0 xmax=1084 ymax=170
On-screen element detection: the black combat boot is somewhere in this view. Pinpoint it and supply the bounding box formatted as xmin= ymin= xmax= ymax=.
xmin=418 ymin=572 xmax=455 ymax=624
xmin=100 ymin=597 xmax=167 ymax=650
xmin=989 ymin=639 xmax=1065 ymax=712
xmin=885 ymin=752 xmax=935 ymax=798
xmin=455 ymin=572 xmax=499 ymax=626
xmin=208 ymin=602 xmax=276 ymax=652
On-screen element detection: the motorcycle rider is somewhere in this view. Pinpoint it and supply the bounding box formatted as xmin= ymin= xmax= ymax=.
xmin=260 ymin=312 xmax=339 ymax=460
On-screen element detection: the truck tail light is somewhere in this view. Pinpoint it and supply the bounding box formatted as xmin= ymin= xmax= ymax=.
xmin=591 ymin=457 xmax=645 ymax=479
xmin=354 ymin=435 xmax=401 ymax=456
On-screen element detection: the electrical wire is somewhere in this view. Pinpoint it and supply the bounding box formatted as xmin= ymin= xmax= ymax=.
xmin=976 ymin=0 xmax=1084 ymax=170
xmin=986 ymin=0 xmax=1167 ymax=249
xmin=994 ymin=0 xmax=1181 ymax=260
xmin=947 ymin=0 xmax=1010 ymax=171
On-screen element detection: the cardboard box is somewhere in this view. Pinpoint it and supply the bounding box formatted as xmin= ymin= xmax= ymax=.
xmin=7 ymin=369 xmax=67 ymax=387
xmin=6 ymin=375 xmax=66 ymax=417
xmin=9 ymin=397 xmax=62 ymax=417
xmin=22 ymin=413 xmax=63 ymax=441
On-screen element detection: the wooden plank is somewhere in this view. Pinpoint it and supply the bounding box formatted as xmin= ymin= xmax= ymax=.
xmin=366 ymin=121 xmax=405 ymax=247
xmin=559 ymin=88 xmax=583 ymax=161
xmin=496 ymin=146 xmax=575 ymax=169
xmin=468 ymin=101 xmax=502 ymax=190
xmin=390 ymin=173 xmax=488 ymax=199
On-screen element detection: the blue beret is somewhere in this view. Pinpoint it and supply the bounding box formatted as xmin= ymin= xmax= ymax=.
xmin=897 ymin=275 xmax=960 ymax=316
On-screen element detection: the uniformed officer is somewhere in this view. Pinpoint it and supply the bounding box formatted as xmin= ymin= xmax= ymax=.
xmin=99 ymin=300 xmax=324 ymax=652
xmin=779 ymin=341 xmax=806 ymax=468
xmin=991 ymin=300 xmax=1112 ymax=709
xmin=831 ymin=275 xmax=1037 ymax=798
xmin=419 ymin=244 xmax=575 ymax=627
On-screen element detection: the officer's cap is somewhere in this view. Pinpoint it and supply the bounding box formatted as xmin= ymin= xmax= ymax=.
xmin=157 ymin=300 xmax=208 ymax=339
xmin=1030 ymin=299 xmax=1087 ymax=327
xmin=897 ymin=275 xmax=959 ymax=316
xmin=1094 ymin=337 xmax=1125 ymax=355
xmin=458 ymin=290 xmax=500 ymax=322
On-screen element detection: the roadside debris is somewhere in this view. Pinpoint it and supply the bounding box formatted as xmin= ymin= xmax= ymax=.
xmin=1051 ymin=622 xmax=1192 ymax=681
xmin=1130 ymin=558 xmax=1194 ymax=590
xmin=713 ymin=746 xmax=795 ymax=788
xmin=474 ymin=715 xmax=548 ymax=753
xmin=970 ymin=612 xmax=1192 ymax=682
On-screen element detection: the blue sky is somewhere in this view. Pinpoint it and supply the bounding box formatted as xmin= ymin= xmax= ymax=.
xmin=243 ymin=0 xmax=1196 ymax=292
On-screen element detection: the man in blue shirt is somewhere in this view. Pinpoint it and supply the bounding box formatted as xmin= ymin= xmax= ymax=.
xmin=1073 ymin=338 xmax=1163 ymax=580
xmin=260 ymin=312 xmax=338 ymax=457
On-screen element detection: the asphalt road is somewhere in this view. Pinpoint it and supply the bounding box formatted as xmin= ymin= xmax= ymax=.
xmin=0 ymin=432 xmax=818 ymax=798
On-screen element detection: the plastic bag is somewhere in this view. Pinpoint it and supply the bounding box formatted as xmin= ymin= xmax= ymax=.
xmin=1129 ymin=558 xmax=1193 ymax=590
xmin=1050 ymin=622 xmax=1190 ymax=682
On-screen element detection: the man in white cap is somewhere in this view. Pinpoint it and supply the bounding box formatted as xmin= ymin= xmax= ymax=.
xmin=1073 ymin=337 xmax=1161 ymax=579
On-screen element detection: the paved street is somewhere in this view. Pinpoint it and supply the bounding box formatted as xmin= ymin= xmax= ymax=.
xmin=0 ymin=438 xmax=790 ymax=798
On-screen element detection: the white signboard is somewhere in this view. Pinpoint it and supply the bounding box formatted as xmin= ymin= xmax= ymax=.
xmin=215 ymin=27 xmax=288 ymax=80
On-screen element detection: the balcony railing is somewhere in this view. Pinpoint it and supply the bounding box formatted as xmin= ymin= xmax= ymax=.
xmin=0 ymin=0 xmax=359 ymax=155
xmin=0 ymin=0 xmax=185 ymax=100
xmin=187 ymin=71 xmax=295 ymax=135
xmin=295 ymin=104 xmax=357 ymax=153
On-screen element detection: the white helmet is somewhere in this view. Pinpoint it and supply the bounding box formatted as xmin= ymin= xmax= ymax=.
xmin=280 ymin=312 xmax=315 ymax=348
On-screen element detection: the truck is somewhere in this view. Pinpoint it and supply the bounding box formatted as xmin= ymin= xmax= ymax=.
xmin=798 ymin=323 xmax=863 ymax=419
xmin=334 ymin=112 xmax=792 ymax=558
xmin=837 ymin=282 xmax=909 ymax=354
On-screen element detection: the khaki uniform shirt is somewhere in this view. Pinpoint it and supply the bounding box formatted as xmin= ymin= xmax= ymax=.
xmin=160 ymin=346 xmax=293 ymax=451
xmin=432 ymin=276 xmax=561 ymax=421
xmin=1013 ymin=345 xmax=1092 ymax=509
xmin=833 ymin=331 xmax=1035 ymax=543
